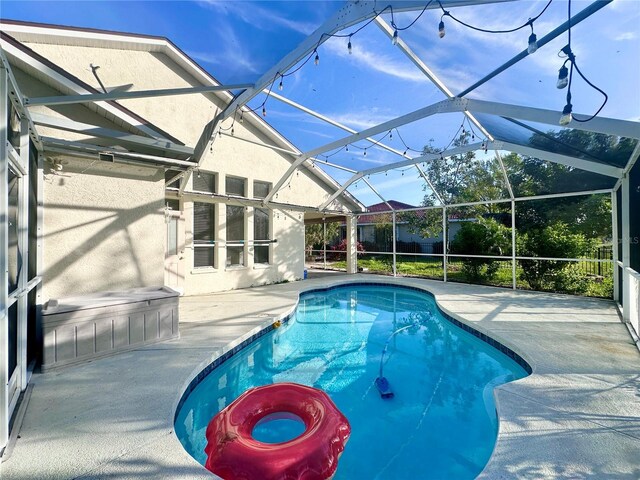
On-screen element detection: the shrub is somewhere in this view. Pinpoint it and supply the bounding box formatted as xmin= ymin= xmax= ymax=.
xmin=330 ymin=239 xmax=365 ymax=258
xmin=450 ymin=218 xmax=511 ymax=282
xmin=517 ymin=222 xmax=593 ymax=294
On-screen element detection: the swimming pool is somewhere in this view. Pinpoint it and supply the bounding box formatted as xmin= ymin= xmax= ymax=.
xmin=175 ymin=284 xmax=530 ymax=479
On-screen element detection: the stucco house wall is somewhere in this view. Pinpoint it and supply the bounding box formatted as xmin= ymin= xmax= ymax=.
xmin=12 ymin=30 xmax=355 ymax=297
xmin=41 ymin=158 xmax=165 ymax=301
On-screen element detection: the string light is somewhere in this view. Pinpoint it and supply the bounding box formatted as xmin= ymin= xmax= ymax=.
xmin=348 ymin=36 xmax=353 ymax=54
xmin=314 ymin=51 xmax=319 ymax=66
xmin=345 ymin=145 xmax=349 ymax=152
xmin=231 ymin=126 xmax=234 ymax=136
xmin=239 ymin=111 xmax=244 ymax=124
xmin=262 ymin=106 xmax=266 ymax=117
xmin=389 ymin=130 xmax=393 ymax=140
xmin=559 ymin=102 xmax=573 ymax=126
xmin=527 ymin=23 xmax=538 ymax=54
xmin=278 ymin=76 xmax=284 ymax=91
xmin=556 ymin=1 xmax=608 ymax=125
xmin=557 ymin=64 xmax=569 ymax=89
xmin=392 ymin=29 xmax=399 ymax=45
xmin=363 ymin=149 xmax=367 ymax=157
xmin=437 ymin=0 xmax=552 ymax=53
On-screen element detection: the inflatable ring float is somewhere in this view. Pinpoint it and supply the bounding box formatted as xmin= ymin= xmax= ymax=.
xmin=204 ymin=382 xmax=351 ymax=479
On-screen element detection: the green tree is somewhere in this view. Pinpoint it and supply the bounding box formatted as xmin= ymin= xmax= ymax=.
xmin=505 ymin=127 xmax=631 ymax=240
xmin=517 ymin=222 xmax=594 ymax=294
xmin=407 ymin=132 xmax=510 ymax=238
xmin=305 ymin=222 xmax=339 ymax=257
xmin=449 ymin=218 xmax=511 ymax=282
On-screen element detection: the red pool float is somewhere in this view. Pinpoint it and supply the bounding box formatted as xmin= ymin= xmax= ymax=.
xmin=204 ymin=382 xmax=350 ymax=480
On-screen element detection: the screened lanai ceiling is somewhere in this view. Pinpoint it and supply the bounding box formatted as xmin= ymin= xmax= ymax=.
xmin=2 ymin=0 xmax=639 ymax=210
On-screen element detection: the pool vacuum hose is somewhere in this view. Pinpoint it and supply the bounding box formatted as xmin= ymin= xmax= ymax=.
xmin=375 ymin=323 xmax=419 ymax=399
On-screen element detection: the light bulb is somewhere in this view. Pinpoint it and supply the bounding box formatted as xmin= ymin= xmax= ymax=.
xmin=278 ymin=79 xmax=283 ymax=91
xmin=403 ymin=150 xmax=407 ymax=156
xmin=231 ymin=127 xmax=234 ymax=136
xmin=389 ymin=130 xmax=393 ymax=140
xmin=392 ymin=29 xmax=399 ymax=45
xmin=402 ymin=171 xmax=404 ymax=176
xmin=559 ymin=103 xmax=573 ymax=126
xmin=314 ymin=52 xmax=319 ymax=66
xmin=262 ymin=106 xmax=266 ymax=117
xmin=348 ymin=39 xmax=352 ymax=54
xmin=527 ymin=33 xmax=538 ymax=54
xmin=239 ymin=112 xmax=244 ymax=124
xmin=345 ymin=145 xmax=349 ymax=152
xmin=197 ymin=170 xmax=201 ymax=178
xmin=438 ymin=20 xmax=445 ymax=39
xmin=556 ymin=65 xmax=569 ymax=89
xmin=363 ymin=149 xmax=367 ymax=157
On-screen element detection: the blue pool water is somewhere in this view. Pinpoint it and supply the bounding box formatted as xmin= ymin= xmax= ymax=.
xmin=175 ymin=285 xmax=529 ymax=479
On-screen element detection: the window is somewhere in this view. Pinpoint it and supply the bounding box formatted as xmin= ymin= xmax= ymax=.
xmin=193 ymin=171 xmax=216 ymax=194
xmin=226 ymin=176 xmax=245 ymax=197
xmin=193 ymin=202 xmax=215 ymax=267
xmin=226 ymin=205 xmax=245 ymax=267
xmin=254 ymin=208 xmax=271 ymax=264
xmin=253 ymin=180 xmax=271 ymax=199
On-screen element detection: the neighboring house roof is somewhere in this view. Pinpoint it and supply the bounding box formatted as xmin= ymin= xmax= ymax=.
xmin=368 ymin=200 xmax=416 ymax=211
xmin=357 ymin=200 xmax=416 ymax=224
xmin=0 ymin=19 xmax=365 ymax=212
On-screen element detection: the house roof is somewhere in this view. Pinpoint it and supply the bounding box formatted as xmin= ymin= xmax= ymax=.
xmin=355 ymin=200 xmax=415 ymax=224
xmin=0 ymin=18 xmax=365 ymax=212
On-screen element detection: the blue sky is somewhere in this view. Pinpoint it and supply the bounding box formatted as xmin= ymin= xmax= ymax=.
xmin=3 ymin=0 xmax=639 ymax=206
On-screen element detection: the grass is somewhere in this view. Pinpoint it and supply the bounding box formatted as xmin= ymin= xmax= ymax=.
xmin=327 ymin=255 xmax=613 ymax=298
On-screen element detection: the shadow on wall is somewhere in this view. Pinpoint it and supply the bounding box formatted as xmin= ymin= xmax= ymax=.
xmin=42 ymin=163 xmax=165 ymax=299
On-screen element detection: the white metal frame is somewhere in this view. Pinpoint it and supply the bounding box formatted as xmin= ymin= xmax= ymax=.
xmin=1 ymin=56 xmax=43 ymax=457
xmin=1 ymin=59 xmax=9 ymax=454
xmin=0 ymin=8 xmax=636 ymax=451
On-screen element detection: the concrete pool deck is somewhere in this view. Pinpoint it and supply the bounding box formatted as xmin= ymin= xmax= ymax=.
xmin=1 ymin=274 xmax=639 ymax=479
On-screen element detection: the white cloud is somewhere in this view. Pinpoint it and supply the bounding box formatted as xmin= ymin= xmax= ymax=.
xmin=614 ymin=31 xmax=637 ymax=41
xmin=188 ymin=23 xmax=260 ymax=74
xmin=197 ymin=0 xmax=317 ymax=34
xmin=323 ymin=38 xmax=431 ymax=84
xmin=326 ymin=109 xmax=395 ymax=130
xmin=297 ymin=129 xmax=335 ymax=139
